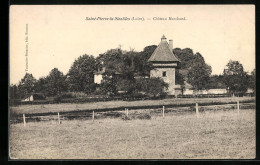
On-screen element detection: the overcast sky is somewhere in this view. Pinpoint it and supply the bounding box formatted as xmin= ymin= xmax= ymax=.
xmin=10 ymin=5 xmax=255 ymax=84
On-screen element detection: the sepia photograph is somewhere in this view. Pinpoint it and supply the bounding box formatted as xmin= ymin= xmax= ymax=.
xmin=9 ymin=5 xmax=255 ymax=159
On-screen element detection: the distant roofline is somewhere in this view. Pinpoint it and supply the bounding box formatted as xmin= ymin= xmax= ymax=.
xmin=148 ymin=38 xmax=180 ymax=62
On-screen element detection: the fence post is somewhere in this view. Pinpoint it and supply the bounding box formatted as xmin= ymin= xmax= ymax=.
xmin=23 ymin=114 xmax=26 ymax=127
xmin=163 ymin=106 xmax=165 ymax=118
xmin=126 ymin=108 xmax=129 ymax=117
xmin=196 ymin=103 xmax=199 ymax=116
xmin=58 ymin=112 xmax=60 ymax=124
xmin=237 ymin=101 xmax=240 ymax=114
xmin=92 ymin=110 xmax=95 ymax=122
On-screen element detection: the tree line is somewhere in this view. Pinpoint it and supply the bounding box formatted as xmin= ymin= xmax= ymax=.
xmin=9 ymin=45 xmax=255 ymax=101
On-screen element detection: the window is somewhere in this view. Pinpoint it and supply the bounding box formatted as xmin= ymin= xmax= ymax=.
xmin=162 ymin=71 xmax=166 ymax=77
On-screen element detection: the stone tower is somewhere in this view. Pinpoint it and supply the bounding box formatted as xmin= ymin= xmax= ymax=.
xmin=148 ymin=35 xmax=179 ymax=95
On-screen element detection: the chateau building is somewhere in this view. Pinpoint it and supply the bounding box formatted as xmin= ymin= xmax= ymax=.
xmin=148 ymin=35 xmax=180 ymax=95
xmin=94 ymin=35 xmax=181 ymax=95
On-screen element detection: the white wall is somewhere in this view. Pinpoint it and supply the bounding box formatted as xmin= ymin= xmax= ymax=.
xmin=183 ymin=88 xmax=227 ymax=95
xmin=150 ymin=68 xmax=176 ymax=95
xmin=23 ymin=95 xmax=33 ymax=102
xmin=94 ymin=75 xmax=103 ymax=84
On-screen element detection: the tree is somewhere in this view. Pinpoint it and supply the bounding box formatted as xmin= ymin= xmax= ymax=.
xmin=116 ymin=78 xmax=137 ymax=95
xmin=44 ymin=68 xmax=67 ymax=96
xmin=34 ymin=77 xmax=47 ymax=94
xmin=136 ymin=45 xmax=157 ymax=77
xmin=97 ymin=48 xmax=124 ymax=95
xmin=9 ymin=84 xmax=20 ymax=105
xmin=207 ymin=75 xmax=226 ymax=89
xmin=9 ymin=84 xmax=19 ymax=100
xmin=187 ymin=53 xmax=212 ymax=90
xmin=174 ymin=48 xmax=212 ymax=91
xmin=174 ymin=48 xmax=195 ymax=69
xmin=175 ymin=69 xmax=185 ymax=86
xmin=187 ymin=63 xmax=212 ymax=91
xmin=223 ymin=60 xmax=249 ymax=95
xmin=67 ymin=54 xmax=96 ymax=93
xmin=100 ymin=75 xmax=117 ymax=95
xmin=120 ymin=50 xmax=138 ymax=76
xmin=248 ymin=69 xmax=256 ymax=94
xmin=136 ymin=78 xmax=168 ymax=97
xmin=17 ymin=73 xmax=37 ymax=99
xmin=98 ymin=48 xmax=142 ymax=95
xmin=96 ymin=48 xmax=123 ymax=75
xmin=173 ymin=48 xmax=212 ymax=87
xmin=224 ymin=60 xmax=244 ymax=75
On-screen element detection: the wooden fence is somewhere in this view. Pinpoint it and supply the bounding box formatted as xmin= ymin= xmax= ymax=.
xmin=11 ymin=101 xmax=255 ymax=126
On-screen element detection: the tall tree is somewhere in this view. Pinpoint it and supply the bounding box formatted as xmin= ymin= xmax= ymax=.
xmin=96 ymin=48 xmax=123 ymax=95
xmin=173 ymin=48 xmax=212 ymax=90
xmin=97 ymin=48 xmax=123 ymax=75
xmin=187 ymin=62 xmax=212 ymax=90
xmin=17 ymin=73 xmax=36 ymax=99
xmin=116 ymin=50 xmax=138 ymax=95
xmin=224 ymin=60 xmax=244 ymax=75
xmin=175 ymin=70 xmax=185 ymax=86
xmin=136 ymin=45 xmax=157 ymax=77
xmin=9 ymin=84 xmax=19 ymax=100
xmin=187 ymin=52 xmax=212 ymax=90
xmin=248 ymin=69 xmax=256 ymax=94
xmin=34 ymin=77 xmax=47 ymax=94
xmin=44 ymin=68 xmax=67 ymax=96
xmin=223 ymin=60 xmax=249 ymax=95
xmin=100 ymin=75 xmax=117 ymax=95
xmin=174 ymin=48 xmax=195 ymax=69
xmin=207 ymin=75 xmax=226 ymax=89
xmin=67 ymin=54 xmax=96 ymax=93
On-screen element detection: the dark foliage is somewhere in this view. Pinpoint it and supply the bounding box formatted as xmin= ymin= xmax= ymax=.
xmin=17 ymin=73 xmax=37 ymax=99
xmin=67 ymin=54 xmax=96 ymax=93
xmin=173 ymin=48 xmax=212 ymax=90
xmin=223 ymin=60 xmax=250 ymax=95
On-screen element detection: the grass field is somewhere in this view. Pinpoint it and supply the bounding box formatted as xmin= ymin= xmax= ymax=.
xmin=9 ymin=108 xmax=255 ymax=159
xmin=10 ymin=97 xmax=255 ymax=114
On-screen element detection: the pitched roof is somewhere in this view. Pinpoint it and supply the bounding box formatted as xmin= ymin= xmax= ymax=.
xmin=148 ymin=36 xmax=179 ymax=62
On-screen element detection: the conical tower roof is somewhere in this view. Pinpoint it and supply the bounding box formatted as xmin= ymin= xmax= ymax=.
xmin=148 ymin=35 xmax=179 ymax=62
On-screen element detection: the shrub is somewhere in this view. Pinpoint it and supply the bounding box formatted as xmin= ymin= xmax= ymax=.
xmin=122 ymin=113 xmax=151 ymax=120
xmin=33 ymin=93 xmax=46 ymax=100
xmin=135 ymin=113 xmax=151 ymax=120
xmin=60 ymin=93 xmax=75 ymax=99
xmin=70 ymin=92 xmax=88 ymax=98
xmin=190 ymin=106 xmax=196 ymax=112
xmin=54 ymin=96 xmax=62 ymax=103
xmin=121 ymin=115 xmax=131 ymax=120
xmin=130 ymin=92 xmax=146 ymax=99
xmin=136 ymin=78 xmax=169 ymax=97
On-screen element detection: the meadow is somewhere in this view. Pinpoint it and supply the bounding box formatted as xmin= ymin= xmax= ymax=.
xmin=9 ymin=108 xmax=255 ymax=159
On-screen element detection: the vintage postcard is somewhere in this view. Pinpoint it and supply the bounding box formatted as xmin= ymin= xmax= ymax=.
xmin=9 ymin=5 xmax=255 ymax=159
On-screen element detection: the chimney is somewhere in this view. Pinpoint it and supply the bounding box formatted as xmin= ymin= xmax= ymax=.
xmin=169 ymin=39 xmax=173 ymax=51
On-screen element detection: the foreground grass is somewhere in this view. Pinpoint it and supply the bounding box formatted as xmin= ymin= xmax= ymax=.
xmin=11 ymin=97 xmax=255 ymax=114
xmin=9 ymin=109 xmax=255 ymax=159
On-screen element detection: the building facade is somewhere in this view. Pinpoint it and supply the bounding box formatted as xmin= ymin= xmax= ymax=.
xmin=148 ymin=35 xmax=179 ymax=95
